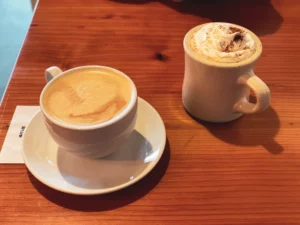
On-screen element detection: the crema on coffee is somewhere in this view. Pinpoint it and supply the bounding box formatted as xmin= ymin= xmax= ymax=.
xmin=43 ymin=69 xmax=132 ymax=125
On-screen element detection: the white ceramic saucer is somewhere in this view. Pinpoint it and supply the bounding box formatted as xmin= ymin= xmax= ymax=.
xmin=22 ymin=97 xmax=166 ymax=195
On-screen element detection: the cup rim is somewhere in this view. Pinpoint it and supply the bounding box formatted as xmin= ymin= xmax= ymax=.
xmin=183 ymin=22 xmax=263 ymax=68
xmin=40 ymin=65 xmax=137 ymax=131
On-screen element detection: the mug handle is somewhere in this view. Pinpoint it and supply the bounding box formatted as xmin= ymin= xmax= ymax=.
xmin=233 ymin=70 xmax=271 ymax=114
xmin=45 ymin=66 xmax=63 ymax=83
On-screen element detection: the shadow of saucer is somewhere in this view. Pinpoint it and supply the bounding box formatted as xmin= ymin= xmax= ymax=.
xmin=111 ymin=0 xmax=283 ymax=36
xmin=27 ymin=139 xmax=170 ymax=212
xmin=191 ymin=107 xmax=283 ymax=154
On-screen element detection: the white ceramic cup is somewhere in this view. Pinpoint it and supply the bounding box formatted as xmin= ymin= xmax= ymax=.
xmin=182 ymin=23 xmax=271 ymax=122
xmin=40 ymin=66 xmax=138 ymax=158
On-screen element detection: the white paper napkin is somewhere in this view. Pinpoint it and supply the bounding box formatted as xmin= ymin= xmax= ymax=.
xmin=0 ymin=106 xmax=40 ymax=164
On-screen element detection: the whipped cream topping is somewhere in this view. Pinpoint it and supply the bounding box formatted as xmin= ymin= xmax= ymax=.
xmin=190 ymin=23 xmax=256 ymax=63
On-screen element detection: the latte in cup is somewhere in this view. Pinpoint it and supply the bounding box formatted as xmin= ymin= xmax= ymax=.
xmin=190 ymin=23 xmax=258 ymax=63
xmin=42 ymin=69 xmax=131 ymax=125
xmin=40 ymin=66 xmax=138 ymax=158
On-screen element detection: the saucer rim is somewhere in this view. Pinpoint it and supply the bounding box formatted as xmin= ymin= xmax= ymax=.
xmin=22 ymin=97 xmax=166 ymax=195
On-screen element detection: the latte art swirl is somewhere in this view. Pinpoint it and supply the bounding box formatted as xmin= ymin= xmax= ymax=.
xmin=190 ymin=23 xmax=256 ymax=63
xmin=43 ymin=70 xmax=131 ymax=125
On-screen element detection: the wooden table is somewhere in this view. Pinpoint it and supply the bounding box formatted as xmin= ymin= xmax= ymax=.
xmin=1 ymin=0 xmax=300 ymax=224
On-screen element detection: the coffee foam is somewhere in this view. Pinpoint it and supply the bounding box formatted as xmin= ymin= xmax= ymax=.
xmin=43 ymin=69 xmax=131 ymax=125
xmin=190 ymin=23 xmax=256 ymax=63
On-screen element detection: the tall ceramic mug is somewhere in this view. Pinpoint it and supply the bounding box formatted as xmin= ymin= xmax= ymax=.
xmin=182 ymin=23 xmax=271 ymax=122
xmin=40 ymin=66 xmax=138 ymax=158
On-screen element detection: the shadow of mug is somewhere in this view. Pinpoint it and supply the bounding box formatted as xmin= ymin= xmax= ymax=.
xmin=27 ymin=139 xmax=171 ymax=212
xmin=199 ymin=107 xmax=283 ymax=154
xmin=56 ymin=131 xmax=155 ymax=189
xmin=111 ymin=0 xmax=283 ymax=36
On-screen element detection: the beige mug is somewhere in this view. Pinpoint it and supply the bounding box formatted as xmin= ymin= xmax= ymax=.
xmin=182 ymin=23 xmax=271 ymax=122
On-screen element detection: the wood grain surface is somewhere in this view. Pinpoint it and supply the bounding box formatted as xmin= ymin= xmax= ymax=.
xmin=1 ymin=0 xmax=300 ymax=224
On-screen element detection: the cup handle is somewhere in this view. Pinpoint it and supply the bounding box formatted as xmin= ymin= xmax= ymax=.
xmin=233 ymin=70 xmax=271 ymax=114
xmin=45 ymin=66 xmax=63 ymax=83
